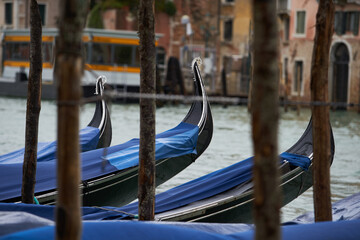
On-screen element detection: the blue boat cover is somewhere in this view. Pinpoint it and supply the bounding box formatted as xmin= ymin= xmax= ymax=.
xmin=0 ymin=122 xmax=198 ymax=201
xmin=93 ymin=152 xmax=311 ymax=219
xmin=1 ymin=218 xmax=359 ymax=240
xmin=0 ymin=151 xmax=310 ymax=221
xmin=1 ymin=191 xmax=359 ymax=239
xmin=0 ymin=126 xmax=100 ymax=164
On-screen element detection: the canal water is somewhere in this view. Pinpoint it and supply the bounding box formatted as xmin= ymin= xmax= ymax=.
xmin=0 ymin=96 xmax=359 ymax=222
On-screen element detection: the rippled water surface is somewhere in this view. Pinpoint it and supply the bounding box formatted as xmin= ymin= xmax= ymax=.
xmin=0 ymin=97 xmax=359 ymax=222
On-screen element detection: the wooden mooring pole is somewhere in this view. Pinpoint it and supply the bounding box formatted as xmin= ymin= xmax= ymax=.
xmin=138 ymin=0 xmax=156 ymax=221
xmin=21 ymin=0 xmax=42 ymax=204
xmin=252 ymin=0 xmax=281 ymax=240
xmin=55 ymin=0 xmax=87 ymax=239
xmin=311 ymin=0 xmax=334 ymax=222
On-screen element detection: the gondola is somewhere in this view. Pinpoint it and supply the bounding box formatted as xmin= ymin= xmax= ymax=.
xmin=86 ymin=76 xmax=112 ymax=149
xmin=1 ymin=188 xmax=358 ymax=240
xmin=85 ymin=116 xmax=334 ymax=223
xmin=0 ymin=75 xmax=112 ymax=164
xmin=150 ymin=118 xmax=335 ymax=223
xmin=73 ymin=71 xmax=334 ymax=222
xmin=0 ymin=58 xmax=213 ymax=206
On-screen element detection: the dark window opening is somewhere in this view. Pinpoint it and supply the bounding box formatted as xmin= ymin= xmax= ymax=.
xmin=284 ymin=58 xmax=288 ymax=84
xmin=294 ymin=61 xmax=303 ymax=94
xmin=224 ymin=19 xmax=233 ymax=41
xmin=5 ymin=2 xmax=13 ymax=25
xmin=5 ymin=42 xmax=29 ymax=61
xmin=38 ymin=4 xmax=46 ymax=26
xmin=284 ymin=17 xmax=290 ymax=41
xmin=114 ymin=45 xmax=133 ymax=66
xmin=4 ymin=42 xmax=53 ymax=63
xmin=91 ymin=43 xmax=112 ymax=65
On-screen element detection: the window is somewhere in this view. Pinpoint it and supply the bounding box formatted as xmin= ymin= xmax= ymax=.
xmin=293 ymin=61 xmax=303 ymax=94
xmin=91 ymin=43 xmax=112 ymax=65
xmin=156 ymin=47 xmax=166 ymax=66
xmin=335 ymin=11 xmax=359 ymax=36
xmin=278 ymin=0 xmax=289 ymax=11
xmin=295 ymin=11 xmax=306 ymax=34
xmin=224 ymin=19 xmax=233 ymax=41
xmin=5 ymin=2 xmax=13 ymax=25
xmin=42 ymin=43 xmax=53 ymax=63
xmin=4 ymin=42 xmax=54 ymax=63
xmin=284 ymin=17 xmax=290 ymax=41
xmin=334 ymin=12 xmax=343 ymax=35
xmin=5 ymin=42 xmax=29 ymax=61
xmin=38 ymin=4 xmax=46 ymax=26
xmin=135 ymin=46 xmax=140 ymax=66
xmin=348 ymin=12 xmax=359 ymax=35
xmin=114 ymin=45 xmax=133 ymax=66
xmin=284 ymin=58 xmax=288 ymax=84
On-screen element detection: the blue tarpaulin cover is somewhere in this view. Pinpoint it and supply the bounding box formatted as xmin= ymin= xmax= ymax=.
xmin=0 ymin=126 xmax=100 ymax=164
xmin=0 ymin=217 xmax=359 ymax=240
xmin=100 ymin=152 xmax=311 ymax=219
xmin=0 ymin=185 xmax=359 ymax=240
xmin=1 ymin=192 xmax=359 ymax=239
xmin=0 ymin=122 xmax=198 ymax=201
xmin=0 ymin=151 xmax=310 ymax=221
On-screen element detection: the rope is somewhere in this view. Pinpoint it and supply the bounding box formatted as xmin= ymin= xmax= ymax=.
xmin=33 ymin=196 xmax=40 ymax=205
xmin=92 ymin=206 xmax=138 ymax=219
xmin=55 ymin=90 xmax=360 ymax=108
xmin=84 ymin=90 xmax=360 ymax=108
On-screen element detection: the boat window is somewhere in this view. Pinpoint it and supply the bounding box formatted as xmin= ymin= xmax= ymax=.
xmin=42 ymin=42 xmax=53 ymax=63
xmin=91 ymin=43 xmax=112 ymax=65
xmin=4 ymin=42 xmax=54 ymax=63
xmin=114 ymin=45 xmax=133 ymax=66
xmin=156 ymin=47 xmax=166 ymax=66
xmin=83 ymin=44 xmax=89 ymax=63
xmin=4 ymin=42 xmax=29 ymax=61
xmin=135 ymin=46 xmax=140 ymax=67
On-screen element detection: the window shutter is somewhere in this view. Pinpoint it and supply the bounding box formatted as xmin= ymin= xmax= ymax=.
xmin=341 ymin=12 xmax=347 ymax=34
xmin=353 ymin=12 xmax=359 ymax=35
xmin=334 ymin=12 xmax=342 ymax=35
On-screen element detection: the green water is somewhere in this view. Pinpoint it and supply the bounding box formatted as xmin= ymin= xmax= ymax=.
xmin=0 ymin=97 xmax=359 ymax=222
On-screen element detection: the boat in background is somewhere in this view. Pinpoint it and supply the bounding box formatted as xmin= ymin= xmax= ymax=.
xmin=0 ymin=58 xmax=213 ymax=206
xmin=0 ymin=28 xmax=164 ymax=100
xmin=0 ymin=76 xmax=112 ymax=164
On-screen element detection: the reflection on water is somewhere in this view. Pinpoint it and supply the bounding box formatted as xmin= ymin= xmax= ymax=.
xmin=0 ymin=97 xmax=359 ymax=222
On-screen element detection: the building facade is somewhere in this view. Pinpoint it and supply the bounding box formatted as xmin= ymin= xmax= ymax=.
xmin=279 ymin=0 xmax=360 ymax=109
xmin=218 ymin=0 xmax=252 ymax=97
xmin=2 ymin=0 xmax=358 ymax=106
xmin=0 ymin=0 xmax=58 ymax=29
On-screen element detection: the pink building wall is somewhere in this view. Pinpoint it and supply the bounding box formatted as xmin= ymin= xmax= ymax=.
xmin=282 ymin=0 xmax=360 ymax=109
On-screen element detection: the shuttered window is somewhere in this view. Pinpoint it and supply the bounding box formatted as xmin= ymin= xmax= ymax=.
xmin=296 ymin=11 xmax=306 ymax=34
xmin=334 ymin=11 xmax=360 ymax=36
